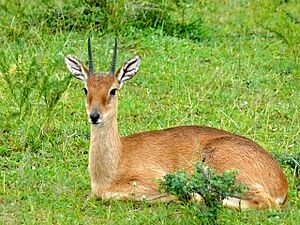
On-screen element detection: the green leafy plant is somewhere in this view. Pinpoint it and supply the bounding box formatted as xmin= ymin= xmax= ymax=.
xmin=274 ymin=151 xmax=300 ymax=176
xmin=273 ymin=151 xmax=300 ymax=197
xmin=159 ymin=162 xmax=246 ymax=224
xmin=11 ymin=0 xmax=207 ymax=41
xmin=0 ymin=52 xmax=72 ymax=156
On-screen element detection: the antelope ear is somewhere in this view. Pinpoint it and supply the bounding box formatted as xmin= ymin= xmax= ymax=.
xmin=116 ymin=56 xmax=141 ymax=86
xmin=64 ymin=54 xmax=89 ymax=81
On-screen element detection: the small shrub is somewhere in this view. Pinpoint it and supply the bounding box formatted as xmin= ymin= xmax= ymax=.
xmin=0 ymin=52 xmax=72 ymax=156
xmin=159 ymin=162 xmax=246 ymax=224
xmin=19 ymin=0 xmax=207 ymax=41
xmin=273 ymin=151 xmax=300 ymax=196
xmin=273 ymin=151 xmax=300 ymax=176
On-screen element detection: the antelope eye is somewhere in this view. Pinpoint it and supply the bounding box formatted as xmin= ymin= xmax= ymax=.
xmin=83 ymin=88 xmax=88 ymax=95
xmin=110 ymin=88 xmax=117 ymax=96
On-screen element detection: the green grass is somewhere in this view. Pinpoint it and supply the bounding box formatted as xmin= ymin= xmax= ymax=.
xmin=1 ymin=0 xmax=299 ymax=224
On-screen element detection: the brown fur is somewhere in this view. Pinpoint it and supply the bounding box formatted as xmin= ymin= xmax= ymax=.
xmin=64 ymin=55 xmax=288 ymax=209
xmin=84 ymin=74 xmax=288 ymax=209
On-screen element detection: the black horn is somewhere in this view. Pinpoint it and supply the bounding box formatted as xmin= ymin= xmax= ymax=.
xmin=109 ymin=38 xmax=118 ymax=76
xmin=88 ymin=36 xmax=94 ymax=76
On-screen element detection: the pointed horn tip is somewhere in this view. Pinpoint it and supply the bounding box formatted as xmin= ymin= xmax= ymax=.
xmin=87 ymin=35 xmax=94 ymax=75
xmin=109 ymin=38 xmax=118 ymax=76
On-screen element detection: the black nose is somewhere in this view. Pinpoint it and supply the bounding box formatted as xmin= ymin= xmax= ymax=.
xmin=90 ymin=111 xmax=100 ymax=123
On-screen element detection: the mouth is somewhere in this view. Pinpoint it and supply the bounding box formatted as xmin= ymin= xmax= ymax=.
xmin=90 ymin=119 xmax=104 ymax=125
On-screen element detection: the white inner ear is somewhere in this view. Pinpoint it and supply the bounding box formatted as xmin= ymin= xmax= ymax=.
xmin=65 ymin=55 xmax=88 ymax=81
xmin=117 ymin=56 xmax=141 ymax=84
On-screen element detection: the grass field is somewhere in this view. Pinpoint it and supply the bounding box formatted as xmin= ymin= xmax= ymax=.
xmin=1 ymin=0 xmax=300 ymax=224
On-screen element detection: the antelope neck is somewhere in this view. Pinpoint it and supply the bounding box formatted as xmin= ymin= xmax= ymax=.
xmin=89 ymin=115 xmax=122 ymax=191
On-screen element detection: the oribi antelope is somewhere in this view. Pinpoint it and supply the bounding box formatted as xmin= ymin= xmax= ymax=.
xmin=64 ymin=37 xmax=288 ymax=209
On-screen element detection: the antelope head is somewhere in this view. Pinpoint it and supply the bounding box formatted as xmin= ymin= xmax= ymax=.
xmin=65 ymin=37 xmax=141 ymax=125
